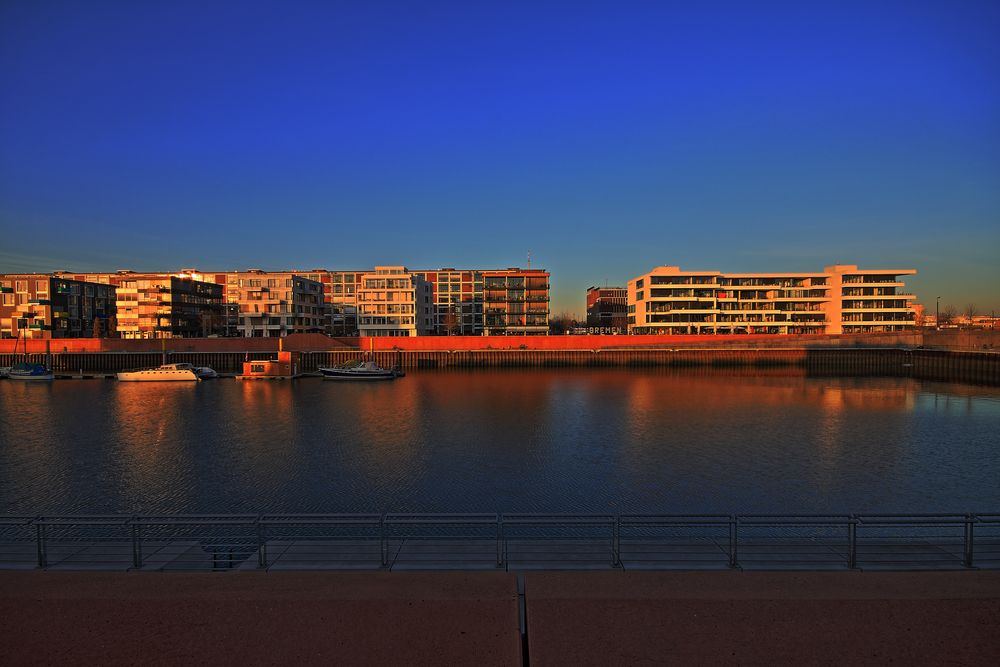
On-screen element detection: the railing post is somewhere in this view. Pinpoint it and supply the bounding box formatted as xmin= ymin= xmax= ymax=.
xmin=131 ymin=519 xmax=143 ymax=569
xmin=380 ymin=513 xmax=387 ymax=568
xmin=612 ymin=516 xmax=621 ymax=568
xmin=35 ymin=520 xmax=46 ymax=569
xmin=848 ymin=515 xmax=857 ymax=569
xmin=496 ymin=515 xmax=503 ymax=569
xmin=729 ymin=516 xmax=738 ymax=569
xmin=257 ymin=515 xmax=266 ymax=569
xmin=964 ymin=513 xmax=974 ymax=568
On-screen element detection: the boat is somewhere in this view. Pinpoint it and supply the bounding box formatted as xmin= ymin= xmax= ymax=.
xmin=7 ymin=362 xmax=55 ymax=381
xmin=0 ymin=366 xmax=10 ymax=379
xmin=116 ymin=362 xmax=202 ymax=382
xmin=193 ymin=365 xmax=218 ymax=379
xmin=317 ymin=359 xmax=404 ymax=380
xmin=6 ymin=331 xmax=54 ymax=381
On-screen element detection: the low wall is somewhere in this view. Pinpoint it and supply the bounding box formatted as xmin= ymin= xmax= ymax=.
xmin=3 ymin=348 xmax=997 ymax=385
xmin=0 ymin=333 xmax=357 ymax=354
xmin=361 ymin=331 xmax=926 ymax=351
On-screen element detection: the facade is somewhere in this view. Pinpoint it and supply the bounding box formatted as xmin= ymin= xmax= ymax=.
xmin=356 ymin=266 xmax=433 ymax=337
xmin=483 ymin=268 xmax=550 ymax=335
xmin=627 ymin=265 xmax=916 ymax=335
xmin=281 ymin=265 xmax=549 ymax=336
xmin=0 ymin=274 xmax=116 ymax=339
xmin=413 ymin=269 xmax=484 ymax=335
xmin=586 ymin=286 xmax=628 ymax=330
xmin=114 ymin=275 xmax=224 ymax=339
xmin=225 ymin=270 xmax=325 ymax=337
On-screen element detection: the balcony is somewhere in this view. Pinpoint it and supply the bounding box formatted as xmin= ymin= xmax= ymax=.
xmin=0 ymin=286 xmax=12 ymax=293
xmin=27 ymin=299 xmax=51 ymax=305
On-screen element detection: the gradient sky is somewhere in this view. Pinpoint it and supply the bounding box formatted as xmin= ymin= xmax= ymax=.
xmin=1 ymin=0 xmax=998 ymax=316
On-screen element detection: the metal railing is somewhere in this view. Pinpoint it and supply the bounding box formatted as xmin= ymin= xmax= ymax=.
xmin=1 ymin=512 xmax=997 ymax=572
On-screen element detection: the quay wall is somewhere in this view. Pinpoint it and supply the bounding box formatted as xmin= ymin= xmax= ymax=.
xmin=3 ymin=329 xmax=996 ymax=356
xmin=3 ymin=348 xmax=998 ymax=385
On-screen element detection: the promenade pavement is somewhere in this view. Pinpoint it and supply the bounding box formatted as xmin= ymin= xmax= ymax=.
xmin=3 ymin=570 xmax=1000 ymax=665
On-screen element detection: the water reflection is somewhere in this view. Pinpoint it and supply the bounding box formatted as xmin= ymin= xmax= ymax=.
xmin=1 ymin=371 xmax=998 ymax=515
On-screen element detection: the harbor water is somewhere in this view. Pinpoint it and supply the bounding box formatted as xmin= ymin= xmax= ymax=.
xmin=1 ymin=369 xmax=999 ymax=515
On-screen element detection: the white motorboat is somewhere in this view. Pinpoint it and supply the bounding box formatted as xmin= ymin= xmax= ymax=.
xmin=116 ymin=363 xmax=201 ymax=382
xmin=317 ymin=359 xmax=404 ymax=380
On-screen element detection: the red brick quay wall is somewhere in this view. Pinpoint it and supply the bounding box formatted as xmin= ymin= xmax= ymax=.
xmin=2 ymin=329 xmax=996 ymax=355
xmin=2 ymin=347 xmax=997 ymax=384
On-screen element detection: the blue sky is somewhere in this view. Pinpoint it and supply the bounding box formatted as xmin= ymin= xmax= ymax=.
xmin=1 ymin=0 xmax=998 ymax=315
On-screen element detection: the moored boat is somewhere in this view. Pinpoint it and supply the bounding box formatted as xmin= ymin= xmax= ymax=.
xmin=193 ymin=365 xmax=218 ymax=379
xmin=317 ymin=359 xmax=404 ymax=380
xmin=116 ymin=363 xmax=201 ymax=382
xmin=7 ymin=362 xmax=55 ymax=381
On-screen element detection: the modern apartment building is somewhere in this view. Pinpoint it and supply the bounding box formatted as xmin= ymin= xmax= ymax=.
xmin=0 ymin=274 xmax=116 ymax=339
xmin=414 ymin=269 xmax=484 ymax=335
xmin=285 ymin=265 xmax=550 ymax=336
xmin=356 ymin=266 xmax=433 ymax=337
xmin=483 ymin=268 xmax=550 ymax=335
xmin=627 ymin=265 xmax=916 ymax=335
xmin=586 ymin=286 xmax=628 ymax=329
xmin=113 ymin=274 xmax=224 ymax=339
xmin=225 ymin=270 xmax=326 ymax=337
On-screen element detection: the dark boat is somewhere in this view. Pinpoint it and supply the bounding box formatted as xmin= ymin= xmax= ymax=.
xmin=317 ymin=359 xmax=404 ymax=380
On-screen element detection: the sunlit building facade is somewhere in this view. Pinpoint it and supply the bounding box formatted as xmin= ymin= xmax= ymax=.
xmin=483 ymin=268 xmax=550 ymax=335
xmin=226 ymin=270 xmax=325 ymax=337
xmin=586 ymin=286 xmax=628 ymax=329
xmin=114 ymin=275 xmax=223 ymax=339
xmin=356 ymin=266 xmax=433 ymax=337
xmin=282 ymin=265 xmax=549 ymax=335
xmin=0 ymin=274 xmax=116 ymax=339
xmin=627 ymin=265 xmax=917 ymax=335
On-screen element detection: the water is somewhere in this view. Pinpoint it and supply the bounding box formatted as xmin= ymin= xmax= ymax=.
xmin=1 ymin=370 xmax=998 ymax=515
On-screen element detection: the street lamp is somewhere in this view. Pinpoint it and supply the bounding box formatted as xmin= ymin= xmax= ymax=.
xmin=936 ymin=296 xmax=941 ymax=330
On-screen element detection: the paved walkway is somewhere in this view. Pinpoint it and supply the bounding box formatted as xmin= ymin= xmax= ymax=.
xmin=527 ymin=571 xmax=1000 ymax=666
xmin=0 ymin=571 xmax=521 ymax=666
xmin=3 ymin=571 xmax=999 ymax=665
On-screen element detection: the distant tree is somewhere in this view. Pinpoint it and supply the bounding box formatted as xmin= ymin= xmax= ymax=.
xmin=92 ymin=317 xmax=102 ymax=339
xmin=940 ymin=305 xmax=957 ymax=326
xmin=443 ymin=307 xmax=460 ymax=335
xmin=549 ymin=311 xmax=579 ymax=335
xmin=963 ymin=303 xmax=979 ymax=328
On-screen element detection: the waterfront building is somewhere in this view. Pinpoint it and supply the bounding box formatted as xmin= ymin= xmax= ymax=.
xmin=483 ymin=268 xmax=550 ymax=335
xmin=0 ymin=274 xmax=116 ymax=339
xmin=586 ymin=286 xmax=628 ymax=330
xmin=627 ymin=265 xmax=917 ymax=335
xmin=113 ymin=274 xmax=224 ymax=339
xmin=412 ymin=268 xmax=484 ymax=335
xmin=226 ymin=270 xmax=325 ymax=337
xmin=356 ymin=266 xmax=433 ymax=337
xmin=284 ymin=265 xmax=549 ymax=336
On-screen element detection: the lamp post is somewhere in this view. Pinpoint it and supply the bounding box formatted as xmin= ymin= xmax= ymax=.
xmin=936 ymin=296 xmax=941 ymax=330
